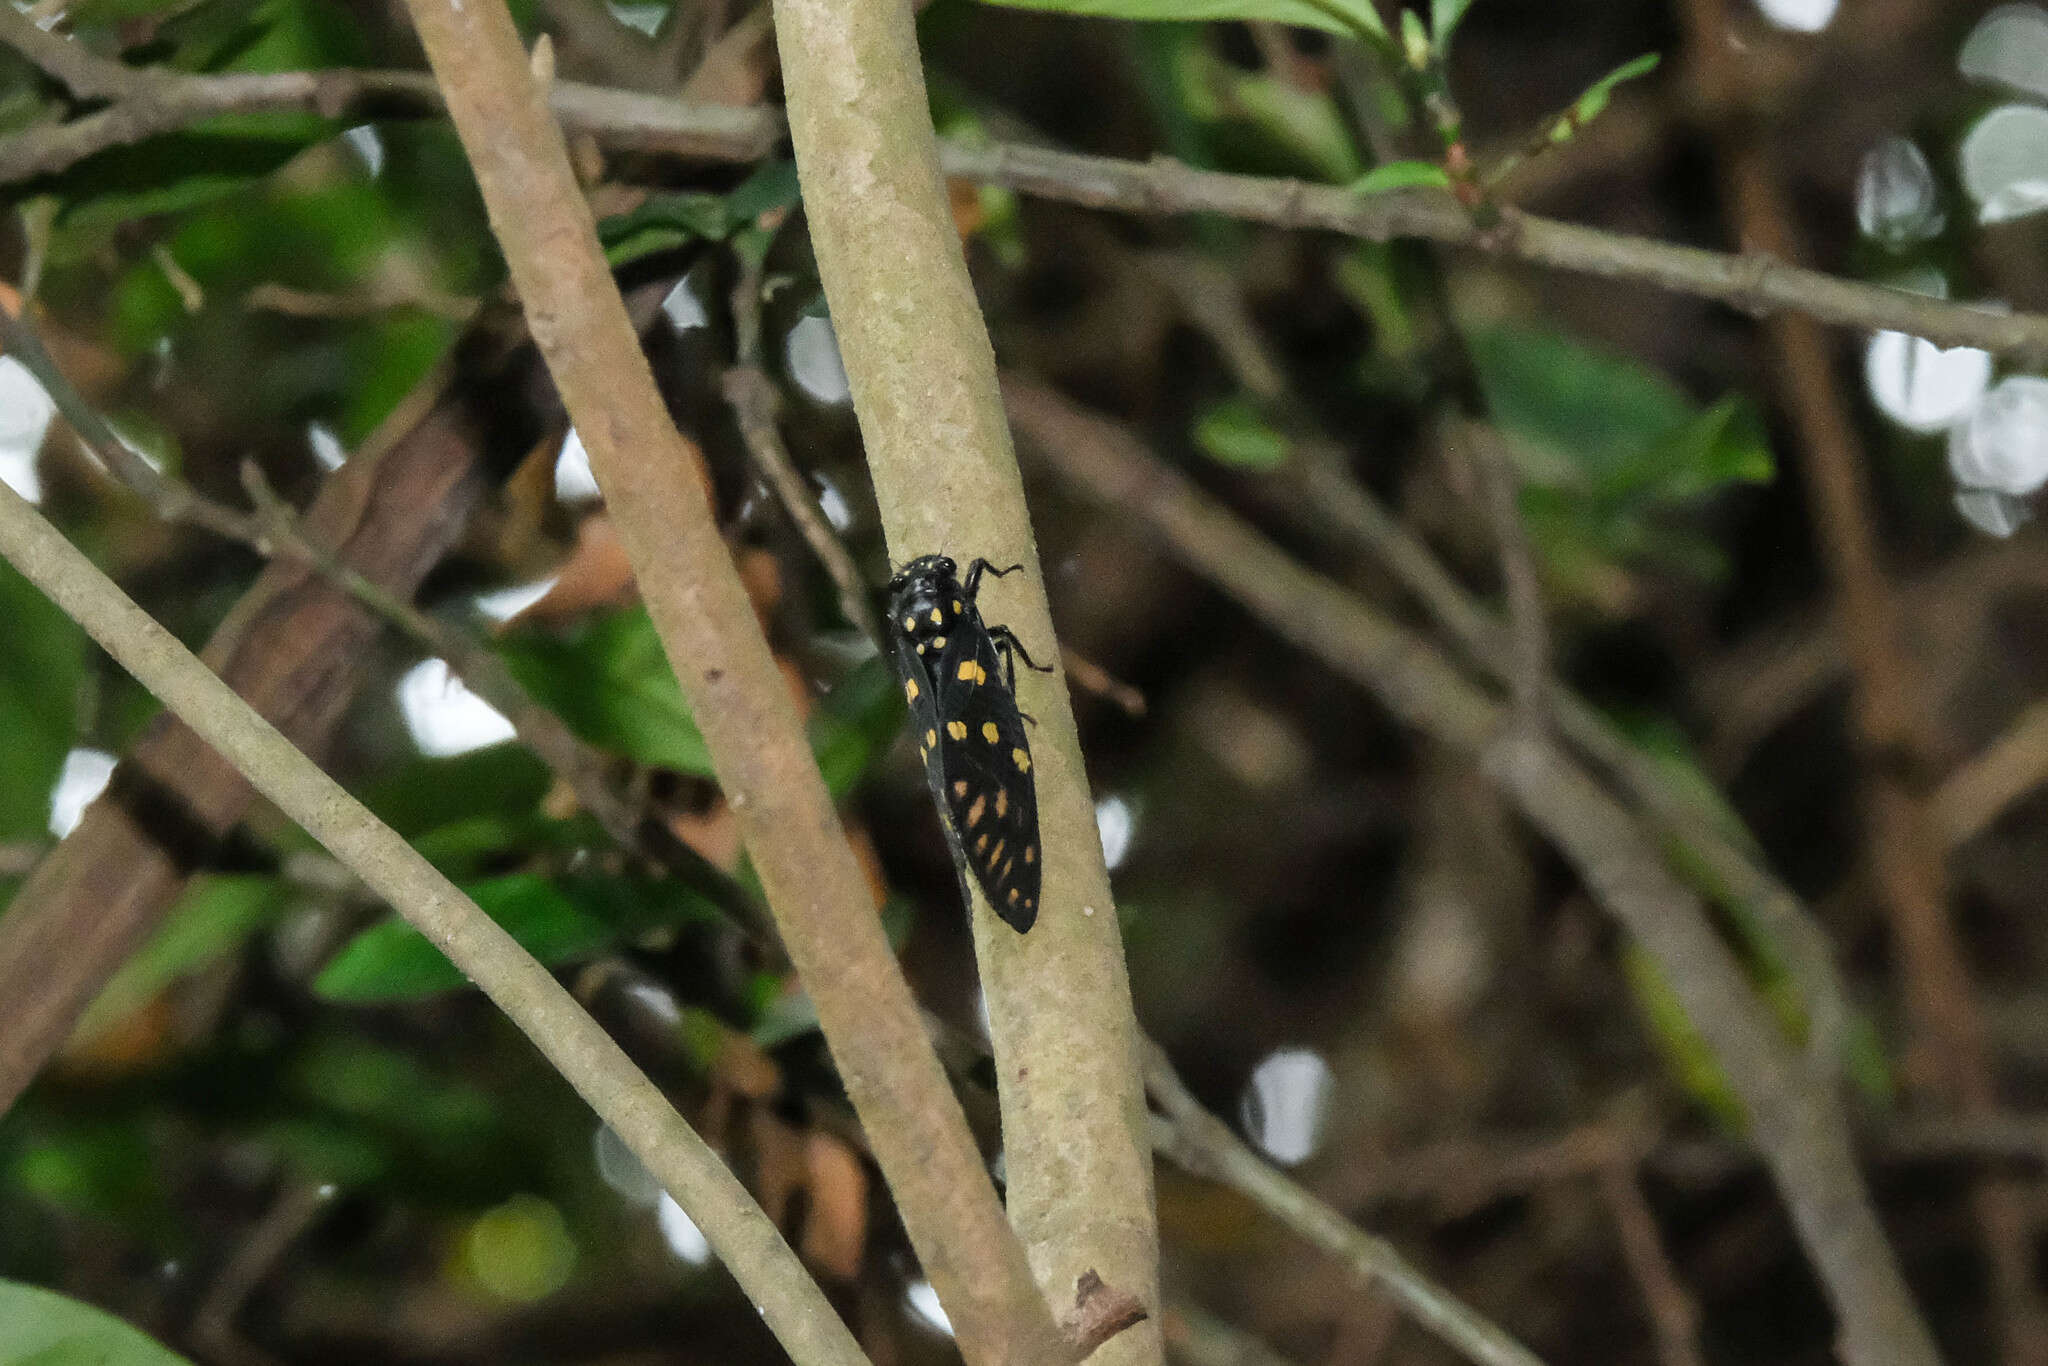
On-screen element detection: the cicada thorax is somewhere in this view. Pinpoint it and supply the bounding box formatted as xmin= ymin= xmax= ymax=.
xmin=887 ymin=554 xmax=1043 ymax=932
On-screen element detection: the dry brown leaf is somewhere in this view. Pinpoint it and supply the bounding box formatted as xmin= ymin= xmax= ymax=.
xmin=519 ymin=514 xmax=638 ymax=621
xmin=670 ymin=798 xmax=742 ymax=872
xmin=737 ymin=545 xmax=785 ymax=631
xmin=799 ymin=1131 xmax=869 ymax=1281
xmin=750 ymin=1108 xmax=807 ymax=1228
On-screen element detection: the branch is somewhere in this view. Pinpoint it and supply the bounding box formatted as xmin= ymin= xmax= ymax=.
xmin=5 ymin=28 xmax=2046 ymax=360
xmin=766 ymin=2 xmax=1162 ymax=1362
xmin=0 ymin=5 xmax=778 ymax=183
xmin=388 ymin=0 xmax=1083 ymax=1361
xmin=939 ymin=141 xmax=2048 ymax=362
xmin=1003 ymin=377 xmax=1940 ymax=1366
xmin=1144 ymin=1042 xmax=1549 ymax=1366
xmin=0 ymin=476 xmax=870 ymax=1366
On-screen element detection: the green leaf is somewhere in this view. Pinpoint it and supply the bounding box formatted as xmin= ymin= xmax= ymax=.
xmin=362 ymin=746 xmax=552 ymax=838
xmin=1470 ymin=322 xmax=1773 ymax=588
xmin=1567 ymin=52 xmax=1659 ymax=129
xmin=1194 ymin=395 xmax=1291 ymax=469
xmin=599 ymin=161 xmax=803 ymax=268
xmin=809 ymin=656 xmax=909 ymax=799
xmin=599 ymin=193 xmax=729 ymax=267
xmin=314 ymin=874 xmax=609 ymax=1002
xmin=0 ymin=562 xmax=85 ymax=841
xmin=723 ymin=159 xmax=803 ymax=226
xmin=498 ymin=607 xmax=715 ymax=776
xmin=1469 ymin=322 xmax=1696 ymax=484
xmin=1431 ymin=0 xmax=1476 ymax=48
xmin=73 ymin=876 xmax=287 ymax=1046
xmin=0 ymin=1282 xmax=195 ymax=1365
xmin=1639 ymin=396 xmax=1774 ymax=499
xmin=1398 ymin=7 xmax=1429 ymax=67
xmin=978 ymin=0 xmax=1385 ymax=43
xmin=1350 ymin=159 xmax=1453 ymax=194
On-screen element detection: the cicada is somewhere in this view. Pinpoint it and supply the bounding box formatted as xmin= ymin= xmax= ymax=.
xmin=887 ymin=554 xmax=1051 ymax=932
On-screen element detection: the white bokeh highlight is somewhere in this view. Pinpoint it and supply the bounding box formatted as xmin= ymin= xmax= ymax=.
xmin=1865 ymin=331 xmax=1992 ymax=433
xmin=1754 ymin=0 xmax=1836 ymax=32
xmin=904 ymin=1280 xmax=954 ymax=1337
xmin=1960 ymin=105 xmax=2048 ymax=225
xmin=659 ymin=278 xmax=709 ymax=333
xmin=1855 ymin=137 xmax=1945 ymax=245
xmin=396 ymin=658 xmax=516 ymax=756
xmin=592 ymin=1125 xmax=661 ymax=1209
xmin=48 ymin=748 xmax=117 ymax=839
xmin=553 ymin=428 xmax=603 ymax=503
xmin=473 ymin=576 xmax=558 ymax=624
xmin=1960 ymin=6 xmax=2048 ymax=102
xmin=1239 ymin=1048 xmax=1335 ymax=1166
xmin=306 ymin=420 xmax=348 ymax=472
xmin=785 ymin=315 xmax=852 ymax=405
xmin=1955 ymin=489 xmax=2034 ymax=538
xmin=656 ymin=1194 xmax=713 ymax=1266
xmin=341 ymin=125 xmax=385 ymax=178
xmin=1948 ymin=375 xmax=2048 ymax=496
xmin=0 ymin=356 xmax=55 ymax=502
xmin=1095 ymin=795 xmax=1134 ymax=871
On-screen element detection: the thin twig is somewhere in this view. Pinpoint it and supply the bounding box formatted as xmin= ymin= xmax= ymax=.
xmin=1594 ymin=1158 xmax=1705 ymax=1366
xmin=1933 ymin=697 xmax=2048 ymax=849
xmin=391 ymin=0 xmax=1084 ymax=1358
xmin=1144 ymin=1041 xmax=1547 ymax=1366
xmin=190 ymin=1181 xmax=340 ymax=1366
xmin=1005 ymin=377 xmax=1939 ymax=1366
xmin=0 ymin=5 xmax=779 ymax=182
xmin=1462 ymin=424 xmax=1548 ymax=731
xmin=726 ymin=252 xmax=883 ymax=644
xmin=0 ymin=473 xmax=873 ymax=1366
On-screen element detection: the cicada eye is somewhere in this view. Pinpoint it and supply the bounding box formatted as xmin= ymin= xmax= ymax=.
xmin=937 ymin=556 xmax=958 ymax=577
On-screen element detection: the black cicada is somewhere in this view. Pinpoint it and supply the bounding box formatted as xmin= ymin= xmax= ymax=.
xmin=887 ymin=554 xmax=1052 ymax=932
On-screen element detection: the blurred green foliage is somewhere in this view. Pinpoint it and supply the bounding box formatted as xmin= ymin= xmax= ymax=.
xmin=1470 ymin=321 xmax=1775 ymax=589
xmin=0 ymin=564 xmax=84 ymax=842
xmin=0 ymin=1281 xmax=195 ymax=1364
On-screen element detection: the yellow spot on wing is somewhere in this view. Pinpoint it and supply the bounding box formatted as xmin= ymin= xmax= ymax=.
xmin=932 ymin=635 xmax=946 ymax=650
xmin=1007 ymin=887 xmax=1019 ymax=905
xmin=995 ymin=789 xmax=1008 ymax=818
xmin=924 ymin=728 xmax=936 ymax=747
xmin=1011 ymin=747 xmax=1031 ymax=773
xmin=966 ymin=793 xmax=987 ymax=827
xmin=976 ymin=833 xmax=989 ymax=853
xmin=953 ymin=599 xmax=962 ymax=612
xmin=929 ymin=607 xmax=944 ymax=625
xmin=904 ymin=678 xmax=919 ymax=703
xmin=952 ymin=780 xmax=970 ymax=798
xmin=902 ymin=615 xmax=918 ymax=632
xmin=956 ymin=659 xmax=985 ymax=684
xmin=947 ymin=720 xmax=967 ymax=740
xmin=990 ymin=839 xmax=1006 ymax=865
xmin=982 ymin=721 xmax=1000 ymax=743
xmin=1023 ymin=844 xmax=1035 ymax=864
